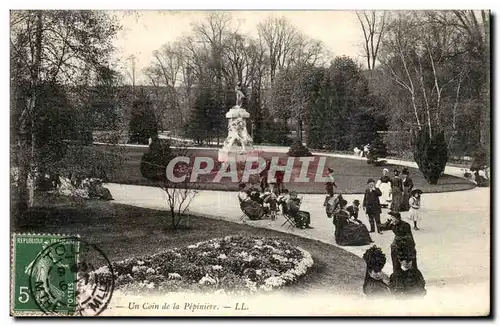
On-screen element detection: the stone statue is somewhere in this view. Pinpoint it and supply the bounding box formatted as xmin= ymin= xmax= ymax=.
xmin=223 ymin=117 xmax=251 ymax=153
xmin=218 ymin=81 xmax=256 ymax=160
xmin=235 ymin=83 xmax=245 ymax=107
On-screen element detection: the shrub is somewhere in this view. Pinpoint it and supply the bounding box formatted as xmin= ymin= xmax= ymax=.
xmin=128 ymin=100 xmax=158 ymax=144
xmin=470 ymin=147 xmax=489 ymax=172
xmin=366 ymin=135 xmax=388 ymax=165
xmin=413 ymin=129 xmax=448 ymax=184
xmin=287 ymin=139 xmax=312 ymax=157
xmin=140 ymin=138 xmax=173 ymax=181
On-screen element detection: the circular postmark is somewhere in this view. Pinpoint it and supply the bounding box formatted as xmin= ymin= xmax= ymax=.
xmin=28 ymin=237 xmax=114 ymax=316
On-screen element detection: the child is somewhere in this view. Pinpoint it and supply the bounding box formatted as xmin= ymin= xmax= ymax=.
xmin=389 ymin=239 xmax=426 ymax=297
xmin=325 ymin=167 xmax=337 ymax=197
xmin=264 ymin=190 xmax=279 ymax=221
xmin=277 ymin=189 xmax=290 ymax=213
xmin=408 ymin=189 xmax=423 ymax=230
xmin=362 ymin=246 xmax=391 ymax=297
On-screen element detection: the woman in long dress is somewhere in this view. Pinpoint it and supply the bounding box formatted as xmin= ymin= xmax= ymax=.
xmin=400 ymin=168 xmax=414 ymax=212
xmin=387 ymin=211 xmax=417 ymax=272
xmin=376 ymin=168 xmax=392 ymax=208
xmin=333 ymin=199 xmax=373 ymax=246
xmin=363 ymin=245 xmax=391 ymax=297
xmin=238 ymin=183 xmax=265 ymax=220
xmin=389 ymin=239 xmax=426 ymax=297
xmin=390 ymin=169 xmax=403 ymax=213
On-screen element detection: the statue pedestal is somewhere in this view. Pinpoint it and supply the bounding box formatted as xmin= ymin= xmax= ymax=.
xmin=217 ymin=149 xmax=263 ymax=163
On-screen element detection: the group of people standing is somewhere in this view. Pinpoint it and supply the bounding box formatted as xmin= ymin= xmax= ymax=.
xmin=372 ymin=167 xmax=423 ymax=232
xmin=323 ymin=166 xmax=426 ymax=298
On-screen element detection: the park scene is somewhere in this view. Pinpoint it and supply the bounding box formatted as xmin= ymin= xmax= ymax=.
xmin=10 ymin=10 xmax=490 ymax=316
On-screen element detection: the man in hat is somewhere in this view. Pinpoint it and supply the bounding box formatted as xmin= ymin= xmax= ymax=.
xmin=363 ymin=178 xmax=383 ymax=234
xmin=346 ymin=199 xmax=362 ymax=224
xmin=287 ymin=191 xmax=312 ymax=229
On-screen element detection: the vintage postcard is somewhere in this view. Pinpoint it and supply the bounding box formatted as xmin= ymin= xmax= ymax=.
xmin=9 ymin=9 xmax=490 ymax=317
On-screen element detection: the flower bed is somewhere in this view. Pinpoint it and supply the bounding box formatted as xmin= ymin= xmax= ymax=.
xmin=98 ymin=235 xmax=313 ymax=295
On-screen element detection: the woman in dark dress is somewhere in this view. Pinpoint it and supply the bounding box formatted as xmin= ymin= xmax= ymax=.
xmin=260 ymin=160 xmax=271 ymax=193
xmin=333 ymin=199 xmax=373 ymax=246
xmin=389 ymin=239 xmax=426 ymax=298
xmin=238 ymin=183 xmax=265 ymax=220
xmin=390 ymin=169 xmax=403 ymax=213
xmin=363 ymin=246 xmax=391 ymax=297
xmin=400 ymin=168 xmax=414 ymax=212
xmin=324 ymin=193 xmax=344 ymax=219
xmin=388 ymin=211 xmax=417 ymax=272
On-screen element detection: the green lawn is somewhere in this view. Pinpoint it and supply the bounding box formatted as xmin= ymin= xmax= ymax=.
xmin=13 ymin=197 xmax=365 ymax=296
xmin=103 ymin=145 xmax=475 ymax=194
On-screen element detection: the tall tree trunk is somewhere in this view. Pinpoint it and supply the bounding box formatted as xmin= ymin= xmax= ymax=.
xmin=17 ymin=11 xmax=43 ymax=212
xmin=480 ymin=52 xmax=490 ymax=152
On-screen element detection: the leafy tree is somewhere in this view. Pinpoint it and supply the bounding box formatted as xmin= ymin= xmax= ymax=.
xmin=10 ymin=10 xmax=121 ymax=212
xmin=413 ymin=128 xmax=448 ymax=184
xmin=470 ymin=147 xmax=489 ymax=172
xmin=128 ymin=99 xmax=158 ymax=144
xmin=185 ymin=88 xmax=217 ymax=145
xmin=366 ymin=135 xmax=388 ymax=165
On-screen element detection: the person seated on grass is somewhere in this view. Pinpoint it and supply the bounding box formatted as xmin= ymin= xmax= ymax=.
xmin=363 ymin=245 xmax=391 ymax=298
xmin=389 ymin=240 xmax=426 ymax=298
xmin=238 ymin=183 xmax=265 ymax=221
xmin=334 ymin=199 xmax=373 ymax=246
xmin=286 ymin=191 xmax=313 ymax=229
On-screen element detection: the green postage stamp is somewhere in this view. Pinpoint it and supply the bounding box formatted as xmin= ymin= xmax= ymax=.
xmin=11 ymin=233 xmax=79 ymax=315
xmin=11 ymin=233 xmax=114 ymax=316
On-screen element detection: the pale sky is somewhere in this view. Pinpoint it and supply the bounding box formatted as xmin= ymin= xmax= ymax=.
xmin=112 ymin=10 xmax=365 ymax=84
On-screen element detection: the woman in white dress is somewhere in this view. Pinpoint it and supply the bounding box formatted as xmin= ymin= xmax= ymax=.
xmin=376 ymin=168 xmax=392 ymax=208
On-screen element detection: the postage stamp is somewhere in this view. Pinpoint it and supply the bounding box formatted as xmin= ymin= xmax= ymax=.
xmin=11 ymin=234 xmax=114 ymax=316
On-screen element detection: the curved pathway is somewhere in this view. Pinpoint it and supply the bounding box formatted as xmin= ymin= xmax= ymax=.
xmin=104 ymin=152 xmax=490 ymax=315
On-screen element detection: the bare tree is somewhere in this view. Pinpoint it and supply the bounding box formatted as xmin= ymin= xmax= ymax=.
xmin=257 ymin=16 xmax=301 ymax=85
xmin=163 ymin=144 xmax=198 ymax=229
xmin=378 ymin=11 xmax=471 ymax=139
xmin=450 ymin=10 xmax=490 ymax=150
xmin=126 ymin=54 xmax=137 ymax=87
xmin=356 ymin=10 xmax=387 ymax=70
